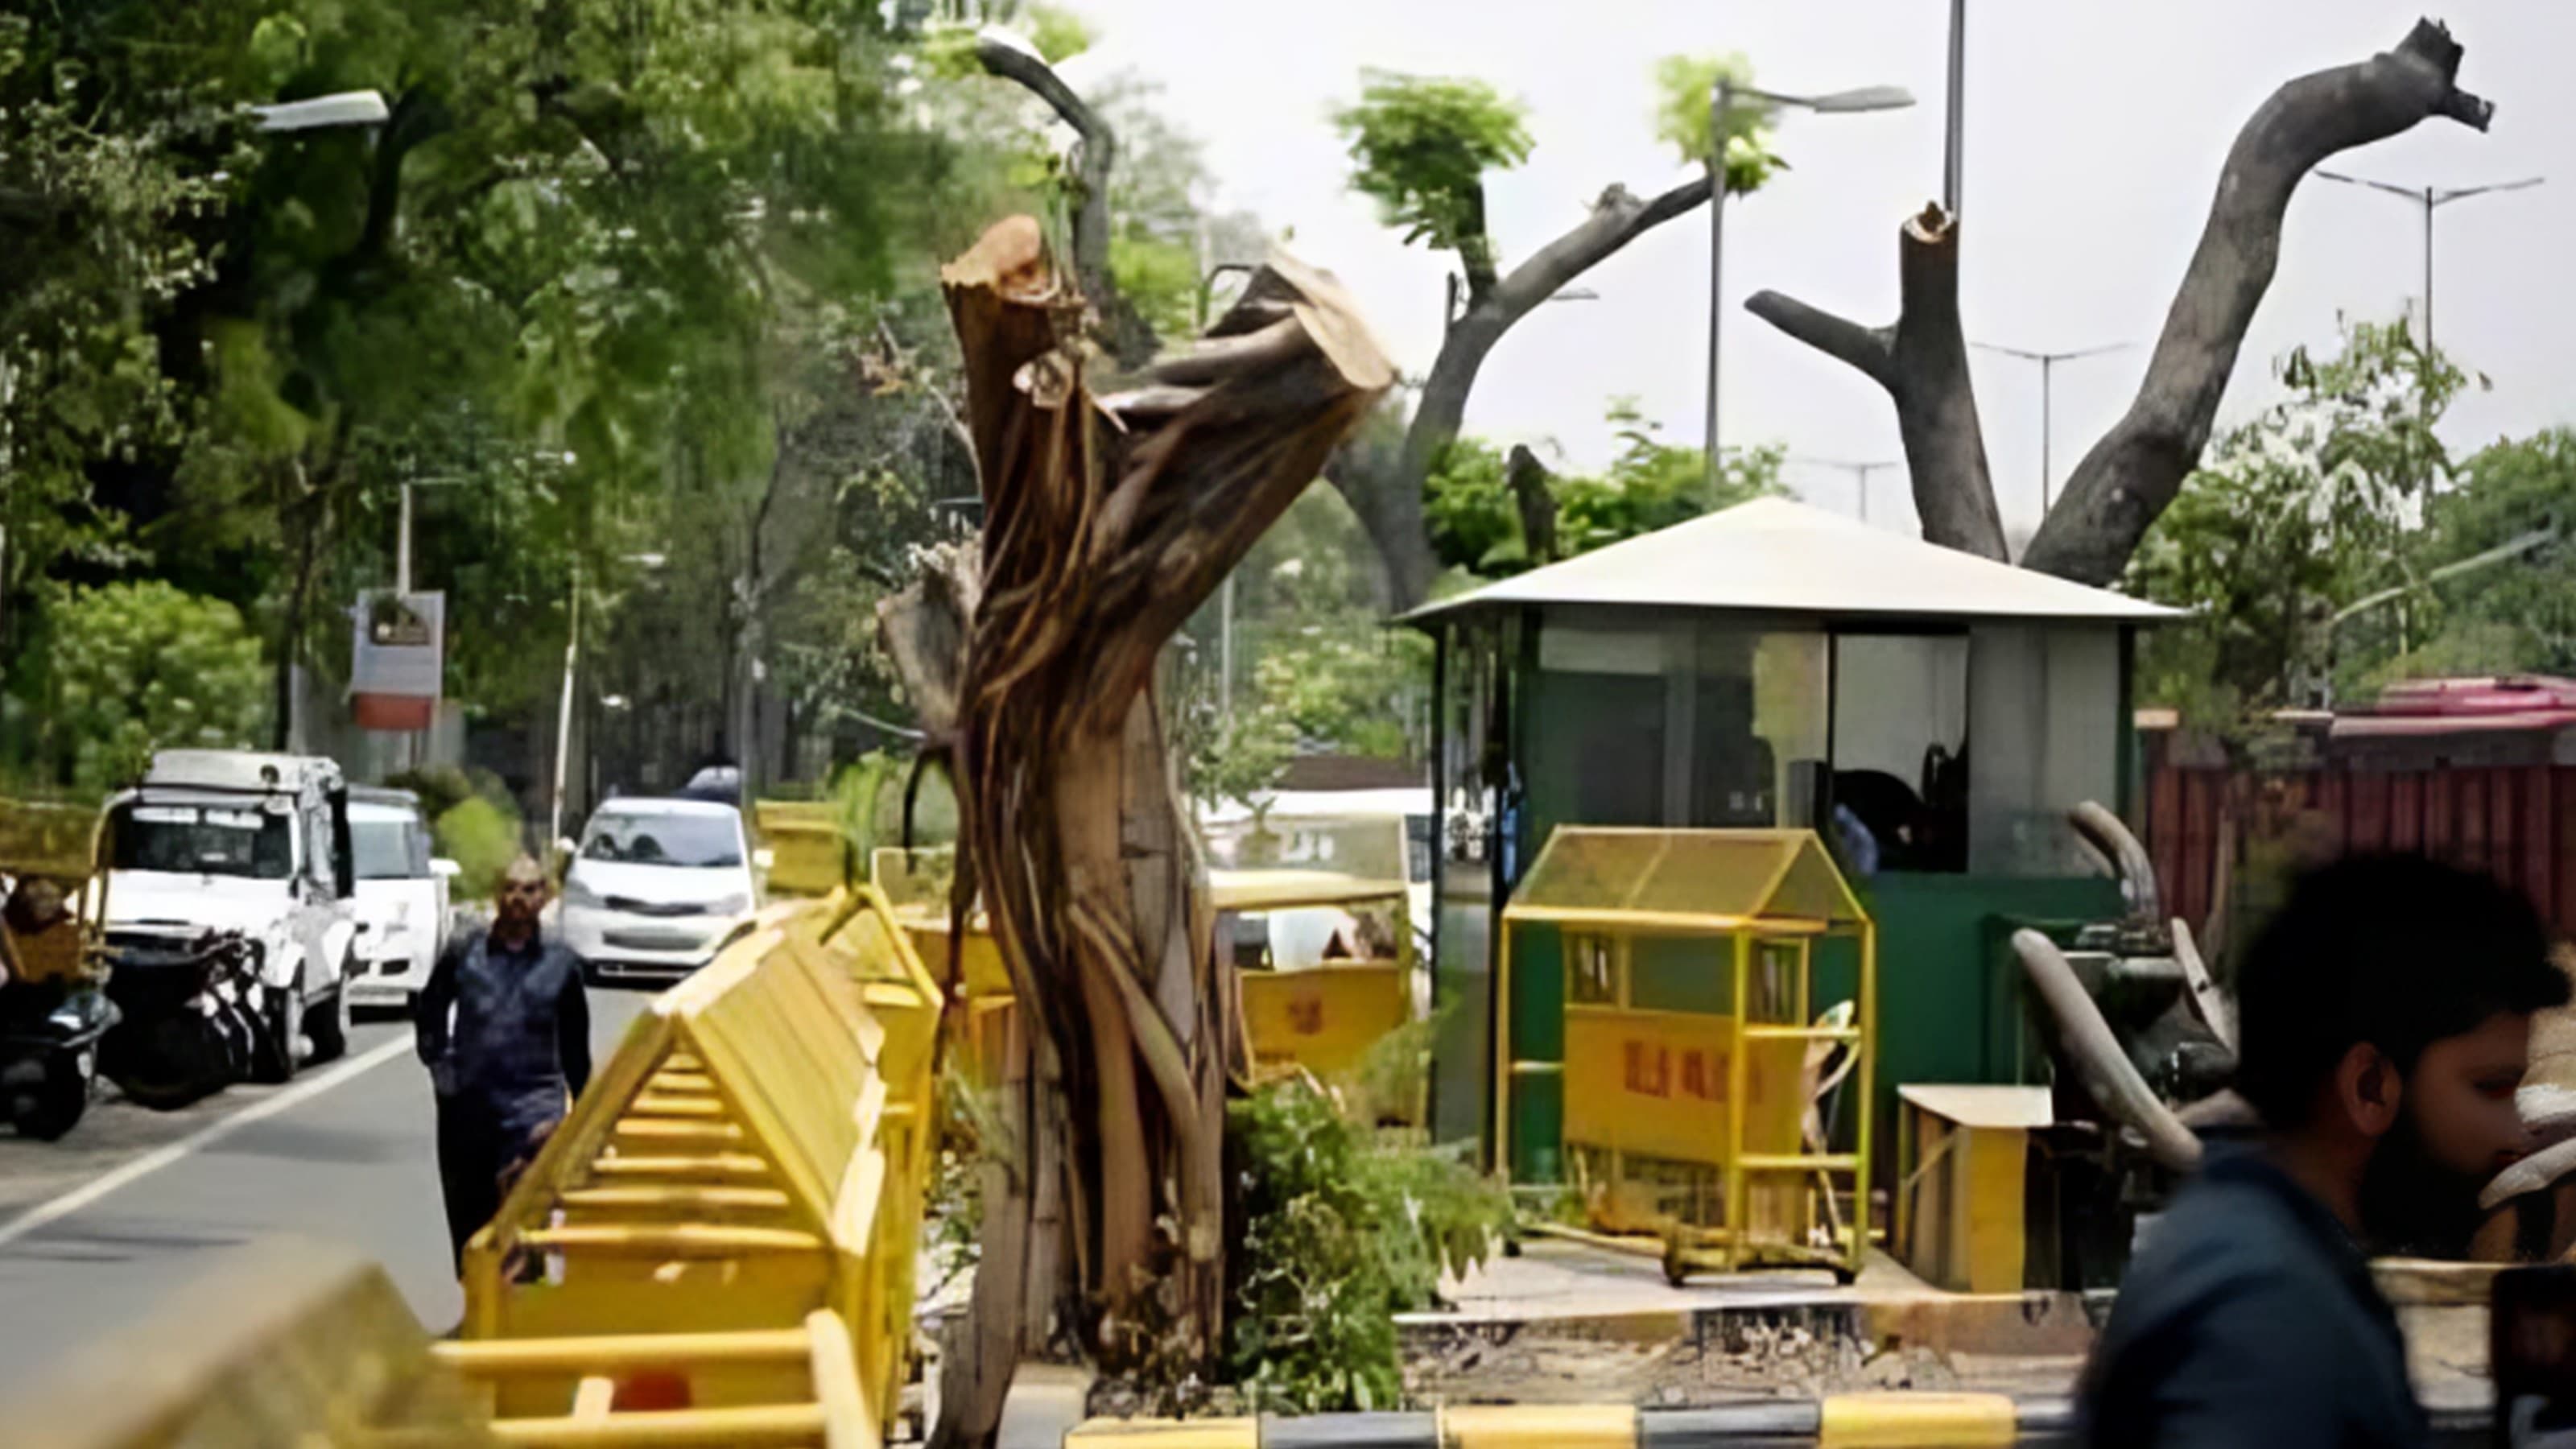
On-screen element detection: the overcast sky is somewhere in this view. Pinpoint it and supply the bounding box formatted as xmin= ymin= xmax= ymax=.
xmin=1055 ymin=1 xmax=2574 ymax=540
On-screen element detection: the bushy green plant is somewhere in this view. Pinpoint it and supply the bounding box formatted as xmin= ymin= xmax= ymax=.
xmin=434 ymin=795 xmax=522 ymax=900
xmin=1224 ymin=1077 xmax=1511 ymax=1413
xmin=45 ymin=580 xmax=266 ymax=791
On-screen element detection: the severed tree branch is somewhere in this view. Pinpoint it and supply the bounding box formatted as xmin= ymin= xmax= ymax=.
xmin=2025 ymin=18 xmax=2493 ymax=583
xmin=1748 ymin=204 xmax=2006 ymax=559
xmin=974 ymin=35 xmax=1159 ymax=368
xmin=1745 ymin=19 xmax=2490 ymax=580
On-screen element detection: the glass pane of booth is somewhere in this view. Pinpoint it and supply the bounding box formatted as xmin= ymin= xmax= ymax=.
xmin=1831 ymin=634 xmax=1970 ymax=873
xmin=1967 ymin=625 xmax=2122 ymax=875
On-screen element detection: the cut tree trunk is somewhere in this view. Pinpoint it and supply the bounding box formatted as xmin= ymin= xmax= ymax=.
xmin=1746 ymin=18 xmax=2491 ymax=584
xmin=1747 ymin=204 xmax=2005 ymax=560
xmin=883 ymin=217 xmax=1392 ymax=1449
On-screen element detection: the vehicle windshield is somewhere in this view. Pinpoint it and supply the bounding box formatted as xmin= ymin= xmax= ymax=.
xmin=580 ymin=811 xmax=741 ymax=869
xmin=352 ymin=815 xmax=426 ymax=880
xmin=111 ymin=800 xmax=293 ymax=880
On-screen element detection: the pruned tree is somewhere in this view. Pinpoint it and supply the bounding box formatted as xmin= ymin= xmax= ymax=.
xmin=879 ymin=217 xmax=1392 ymax=1447
xmin=1749 ymin=19 xmax=2495 ymax=583
xmin=1327 ymin=59 xmax=1781 ymax=608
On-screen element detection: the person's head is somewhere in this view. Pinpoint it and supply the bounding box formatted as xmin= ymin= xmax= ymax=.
xmin=2235 ymin=852 xmax=2570 ymax=1252
xmin=495 ymin=855 xmax=550 ymax=934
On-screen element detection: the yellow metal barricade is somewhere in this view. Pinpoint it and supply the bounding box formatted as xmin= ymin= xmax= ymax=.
xmin=463 ymin=886 xmax=937 ymax=1442
xmin=1500 ymin=828 xmax=1876 ymax=1282
xmin=753 ymin=800 xmax=850 ymax=898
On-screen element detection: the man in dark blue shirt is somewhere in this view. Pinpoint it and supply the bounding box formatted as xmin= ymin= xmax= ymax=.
xmin=415 ymin=854 xmax=591 ymax=1274
xmin=2080 ymin=855 xmax=2569 ymax=1447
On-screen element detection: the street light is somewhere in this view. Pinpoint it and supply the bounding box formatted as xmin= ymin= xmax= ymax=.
xmin=1970 ymin=340 xmax=2133 ymax=514
xmin=2313 ymin=170 xmax=2545 ymax=352
xmin=1706 ymin=78 xmax=1915 ymax=497
xmin=1790 ymin=457 xmax=1903 ymax=523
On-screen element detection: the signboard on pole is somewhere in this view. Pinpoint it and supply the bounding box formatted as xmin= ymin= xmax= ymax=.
xmin=351 ymin=590 xmax=444 ymax=731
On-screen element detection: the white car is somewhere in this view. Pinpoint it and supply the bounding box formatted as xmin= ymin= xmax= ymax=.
xmin=559 ymin=798 xmax=762 ymax=983
xmin=345 ymin=788 xmax=456 ymax=1009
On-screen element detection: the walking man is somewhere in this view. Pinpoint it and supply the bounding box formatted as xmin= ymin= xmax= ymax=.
xmin=415 ymin=854 xmax=592 ymax=1274
xmin=2079 ymin=854 xmax=2569 ymax=1447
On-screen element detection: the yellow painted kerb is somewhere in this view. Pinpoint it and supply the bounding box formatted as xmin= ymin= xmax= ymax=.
xmin=1818 ymin=1391 xmax=2018 ymax=1447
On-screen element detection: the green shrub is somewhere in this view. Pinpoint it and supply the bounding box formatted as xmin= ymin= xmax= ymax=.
xmin=1224 ymin=1076 xmax=1511 ymax=1413
xmin=45 ymin=581 xmax=266 ymax=792
xmin=434 ymin=795 xmax=522 ymax=899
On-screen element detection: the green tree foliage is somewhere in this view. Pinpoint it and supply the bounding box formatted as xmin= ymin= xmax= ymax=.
xmin=2128 ymin=314 xmax=2471 ymax=721
xmin=1425 ymin=401 xmax=1785 ymax=579
xmin=2362 ymin=428 xmax=2576 ymax=686
xmin=1225 ymin=1075 xmax=1509 ymax=1413
xmin=1649 ymin=53 xmax=1787 ymax=192
xmin=1183 ymin=486 xmax=1432 ymax=810
xmin=1331 ymin=71 xmax=1531 ymax=278
xmin=42 ymin=582 xmax=266 ymax=791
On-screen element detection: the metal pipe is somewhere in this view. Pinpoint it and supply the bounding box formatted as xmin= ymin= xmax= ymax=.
xmin=2013 ymin=928 xmax=2202 ymax=1171
xmin=2070 ymin=800 xmax=2161 ymax=923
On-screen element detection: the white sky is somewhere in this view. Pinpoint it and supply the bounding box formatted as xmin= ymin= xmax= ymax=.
xmin=1059 ymin=1 xmax=2576 ymax=539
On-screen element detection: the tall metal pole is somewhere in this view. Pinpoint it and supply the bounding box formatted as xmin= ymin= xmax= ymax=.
xmin=2422 ymin=186 xmax=2437 ymax=351
xmin=1944 ymin=0 xmax=1966 ymax=214
xmin=394 ymin=481 xmax=416 ymax=772
xmin=1703 ymin=79 xmax=1732 ymax=497
xmin=2038 ymin=356 xmax=2054 ymax=514
xmin=550 ymin=562 xmax=579 ymax=859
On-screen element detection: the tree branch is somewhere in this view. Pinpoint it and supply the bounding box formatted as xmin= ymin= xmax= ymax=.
xmin=974 ymin=35 xmax=1158 ymax=366
xmin=1330 ymin=171 xmax=1717 ymax=608
xmin=2025 ymin=18 xmax=2493 ymax=584
xmin=1749 ymin=205 xmax=2007 ymax=559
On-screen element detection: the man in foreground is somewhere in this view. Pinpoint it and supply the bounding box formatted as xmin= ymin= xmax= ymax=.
xmin=2080 ymin=852 xmax=2568 ymax=1447
xmin=415 ymin=854 xmax=592 ymax=1274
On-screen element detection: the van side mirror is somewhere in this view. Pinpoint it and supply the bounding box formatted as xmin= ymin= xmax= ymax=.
xmin=753 ymin=848 xmax=776 ymax=872
xmin=430 ymin=858 xmax=462 ymax=880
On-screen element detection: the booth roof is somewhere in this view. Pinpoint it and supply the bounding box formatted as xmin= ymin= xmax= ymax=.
xmin=1403 ymin=496 xmax=2181 ymax=626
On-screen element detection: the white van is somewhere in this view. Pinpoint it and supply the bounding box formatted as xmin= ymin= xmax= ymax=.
xmin=103 ymin=750 xmax=360 ymax=1077
xmin=345 ymin=787 xmax=457 ymax=1010
xmin=559 ymin=798 xmax=759 ymax=983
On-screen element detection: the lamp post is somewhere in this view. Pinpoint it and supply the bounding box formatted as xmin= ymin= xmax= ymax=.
xmin=1792 ymin=457 xmax=1903 ymax=524
xmin=2313 ymin=170 xmax=2545 ymax=353
xmin=1705 ymin=79 xmax=1914 ymax=497
xmin=248 ymin=90 xmax=390 ymax=751
xmin=1970 ymin=340 xmax=2132 ymax=514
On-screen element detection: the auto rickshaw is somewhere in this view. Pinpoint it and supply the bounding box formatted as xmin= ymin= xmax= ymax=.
xmin=0 ymin=800 xmax=118 ymax=1139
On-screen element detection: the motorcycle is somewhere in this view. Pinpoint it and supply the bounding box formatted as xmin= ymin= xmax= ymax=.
xmin=100 ymin=928 xmax=273 ymax=1108
xmin=0 ymin=840 xmax=118 ymax=1141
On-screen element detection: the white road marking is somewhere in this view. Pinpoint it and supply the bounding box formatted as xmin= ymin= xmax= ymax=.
xmin=0 ymin=1034 xmax=413 ymax=1251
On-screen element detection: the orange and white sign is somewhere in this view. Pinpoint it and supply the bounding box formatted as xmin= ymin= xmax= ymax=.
xmin=351 ymin=590 xmax=444 ymax=730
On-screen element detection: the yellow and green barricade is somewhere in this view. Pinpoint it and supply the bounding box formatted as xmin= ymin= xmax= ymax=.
xmin=751 ymin=800 xmax=848 ymax=898
xmin=460 ymin=885 xmax=938 ymax=1443
xmin=1499 ymin=828 xmax=1876 ymax=1282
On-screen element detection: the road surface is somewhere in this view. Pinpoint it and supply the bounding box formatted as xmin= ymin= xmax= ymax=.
xmin=0 ymin=988 xmax=651 ymax=1393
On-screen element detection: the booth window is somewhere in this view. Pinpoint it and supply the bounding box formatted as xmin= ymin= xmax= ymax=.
xmin=1830 ymin=633 xmax=1970 ymax=873
xmin=1567 ymin=933 xmax=1617 ymax=1005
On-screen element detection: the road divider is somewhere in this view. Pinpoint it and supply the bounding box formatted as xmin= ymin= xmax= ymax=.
xmin=462 ymin=884 xmax=938 ymax=1443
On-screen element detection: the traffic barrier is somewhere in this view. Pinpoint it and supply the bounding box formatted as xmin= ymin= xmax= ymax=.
xmin=464 ymin=885 xmax=939 ymax=1443
xmin=432 ymin=1310 xmax=877 ymax=1448
xmin=754 ymin=800 xmax=851 ymax=897
xmin=1063 ymin=1397 xmax=2055 ymax=1448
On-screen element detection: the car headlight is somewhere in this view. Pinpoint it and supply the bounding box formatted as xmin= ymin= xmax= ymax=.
xmin=706 ymin=893 xmax=752 ymax=918
xmin=560 ymin=877 xmax=606 ymax=910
